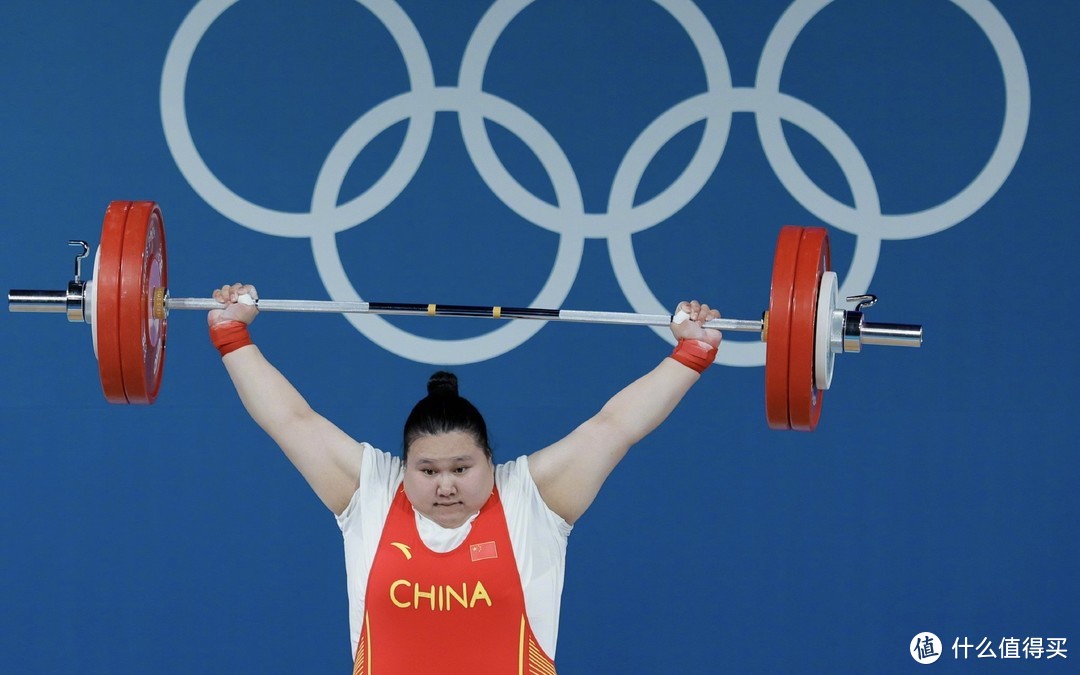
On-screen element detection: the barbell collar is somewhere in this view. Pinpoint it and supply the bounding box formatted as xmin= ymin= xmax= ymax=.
xmin=66 ymin=281 xmax=87 ymax=322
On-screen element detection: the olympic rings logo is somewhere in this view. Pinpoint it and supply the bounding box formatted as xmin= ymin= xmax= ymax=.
xmin=161 ymin=0 xmax=1029 ymax=366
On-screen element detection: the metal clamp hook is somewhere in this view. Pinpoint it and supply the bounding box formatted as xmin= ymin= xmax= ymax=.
xmin=68 ymin=240 xmax=89 ymax=283
xmin=846 ymin=294 xmax=877 ymax=312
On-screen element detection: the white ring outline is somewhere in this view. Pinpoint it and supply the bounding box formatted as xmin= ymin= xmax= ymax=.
xmin=609 ymin=87 xmax=882 ymax=366
xmin=457 ymin=0 xmax=734 ymax=239
xmin=310 ymin=87 xmax=586 ymax=364
xmin=161 ymin=0 xmax=437 ymax=238
xmin=755 ymin=0 xmax=1031 ymax=240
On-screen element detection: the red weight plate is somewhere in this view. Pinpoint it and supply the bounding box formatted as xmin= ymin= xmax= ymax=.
xmin=764 ymin=226 xmax=803 ymax=430
xmin=97 ymin=201 xmax=132 ymax=404
xmin=117 ymin=201 xmax=168 ymax=404
xmin=787 ymin=227 xmax=830 ymax=431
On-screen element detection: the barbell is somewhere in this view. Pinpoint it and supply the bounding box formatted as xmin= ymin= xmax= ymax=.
xmin=8 ymin=200 xmax=922 ymax=430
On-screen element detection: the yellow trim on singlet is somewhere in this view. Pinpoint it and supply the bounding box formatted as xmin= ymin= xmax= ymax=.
xmin=365 ymin=612 xmax=372 ymax=675
xmin=518 ymin=614 xmax=526 ymax=675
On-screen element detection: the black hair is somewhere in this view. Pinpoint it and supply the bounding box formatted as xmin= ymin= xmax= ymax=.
xmin=402 ymin=371 xmax=492 ymax=463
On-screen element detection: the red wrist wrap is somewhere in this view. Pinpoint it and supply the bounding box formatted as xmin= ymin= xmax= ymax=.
xmin=670 ymin=339 xmax=717 ymax=374
xmin=209 ymin=321 xmax=253 ymax=357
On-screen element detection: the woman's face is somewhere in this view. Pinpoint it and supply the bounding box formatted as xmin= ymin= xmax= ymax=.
xmin=403 ymin=430 xmax=495 ymax=529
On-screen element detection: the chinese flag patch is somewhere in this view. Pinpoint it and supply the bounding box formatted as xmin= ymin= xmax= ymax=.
xmin=470 ymin=541 xmax=497 ymax=562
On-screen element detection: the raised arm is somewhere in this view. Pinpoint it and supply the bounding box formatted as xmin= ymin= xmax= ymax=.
xmin=208 ymin=283 xmax=364 ymax=515
xmin=527 ymin=300 xmax=722 ymax=524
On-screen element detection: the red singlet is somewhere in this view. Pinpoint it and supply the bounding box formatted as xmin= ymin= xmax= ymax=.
xmin=353 ymin=486 xmax=557 ymax=674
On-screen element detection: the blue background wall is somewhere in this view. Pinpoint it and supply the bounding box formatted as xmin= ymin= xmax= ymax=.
xmin=2 ymin=1 xmax=1076 ymax=672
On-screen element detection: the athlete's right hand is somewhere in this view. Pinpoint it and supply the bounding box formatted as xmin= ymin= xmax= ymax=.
xmin=208 ymin=283 xmax=260 ymax=327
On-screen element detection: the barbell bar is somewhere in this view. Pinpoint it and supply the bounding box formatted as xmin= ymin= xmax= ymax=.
xmin=8 ymin=200 xmax=923 ymax=430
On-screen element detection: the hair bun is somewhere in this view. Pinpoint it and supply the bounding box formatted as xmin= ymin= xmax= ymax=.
xmin=427 ymin=371 xmax=459 ymax=397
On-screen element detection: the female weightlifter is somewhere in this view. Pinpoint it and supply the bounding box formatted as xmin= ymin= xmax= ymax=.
xmin=207 ymin=282 xmax=721 ymax=673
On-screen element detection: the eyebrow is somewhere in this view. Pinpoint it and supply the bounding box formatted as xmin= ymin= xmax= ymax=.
xmin=413 ymin=456 xmax=475 ymax=466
